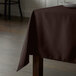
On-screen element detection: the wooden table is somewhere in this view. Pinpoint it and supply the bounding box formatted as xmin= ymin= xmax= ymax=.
xmin=17 ymin=5 xmax=76 ymax=76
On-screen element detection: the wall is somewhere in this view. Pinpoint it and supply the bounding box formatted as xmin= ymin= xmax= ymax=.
xmin=0 ymin=0 xmax=76 ymax=17
xmin=24 ymin=0 xmax=76 ymax=17
xmin=22 ymin=0 xmax=46 ymax=17
xmin=21 ymin=0 xmax=58 ymax=17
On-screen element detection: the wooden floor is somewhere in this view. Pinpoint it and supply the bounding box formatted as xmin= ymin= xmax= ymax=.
xmin=0 ymin=17 xmax=76 ymax=76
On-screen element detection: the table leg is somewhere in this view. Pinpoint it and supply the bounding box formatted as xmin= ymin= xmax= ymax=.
xmin=4 ymin=0 xmax=7 ymax=18
xmin=18 ymin=0 xmax=23 ymax=19
xmin=33 ymin=54 xmax=43 ymax=76
xmin=8 ymin=0 xmax=11 ymax=20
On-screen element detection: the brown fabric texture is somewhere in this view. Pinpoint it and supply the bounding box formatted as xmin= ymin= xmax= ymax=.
xmin=17 ymin=5 xmax=76 ymax=71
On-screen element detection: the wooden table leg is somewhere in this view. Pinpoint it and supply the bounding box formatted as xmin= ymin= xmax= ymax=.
xmin=8 ymin=0 xmax=11 ymax=20
xmin=33 ymin=54 xmax=43 ymax=76
xmin=4 ymin=0 xmax=7 ymax=18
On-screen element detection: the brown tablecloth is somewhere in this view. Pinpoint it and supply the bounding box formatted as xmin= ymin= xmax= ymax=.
xmin=17 ymin=5 xmax=76 ymax=71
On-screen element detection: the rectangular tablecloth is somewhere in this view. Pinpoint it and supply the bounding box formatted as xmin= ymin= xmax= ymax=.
xmin=17 ymin=5 xmax=76 ymax=71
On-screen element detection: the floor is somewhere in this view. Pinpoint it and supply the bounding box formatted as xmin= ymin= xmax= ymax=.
xmin=0 ymin=17 xmax=76 ymax=76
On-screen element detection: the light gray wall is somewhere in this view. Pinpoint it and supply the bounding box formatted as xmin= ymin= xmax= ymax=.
xmin=22 ymin=0 xmax=58 ymax=17
xmin=0 ymin=0 xmax=76 ymax=17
